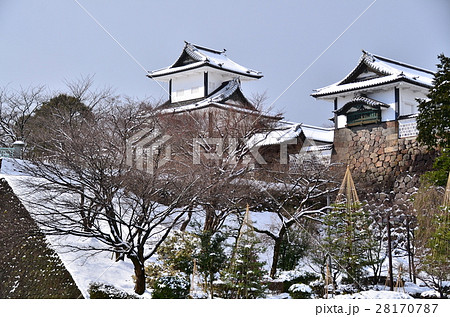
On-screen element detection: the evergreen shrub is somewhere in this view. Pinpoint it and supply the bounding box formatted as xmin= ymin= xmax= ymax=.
xmin=288 ymin=283 xmax=312 ymax=299
xmin=88 ymin=282 xmax=139 ymax=299
xmin=151 ymin=274 xmax=190 ymax=299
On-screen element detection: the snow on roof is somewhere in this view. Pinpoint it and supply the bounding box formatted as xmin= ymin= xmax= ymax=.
xmin=247 ymin=121 xmax=334 ymax=149
xmin=300 ymin=124 xmax=334 ymax=143
xmin=312 ymin=51 xmax=434 ymax=97
xmin=148 ymin=42 xmax=263 ymax=80
xmin=157 ymin=79 xmax=245 ymax=114
xmin=247 ymin=122 xmax=303 ymax=148
xmin=156 ymin=79 xmax=280 ymax=119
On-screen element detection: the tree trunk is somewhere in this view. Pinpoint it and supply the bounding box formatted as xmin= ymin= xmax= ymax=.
xmin=180 ymin=210 xmax=192 ymax=232
xmin=406 ymin=218 xmax=413 ymax=282
xmin=203 ymin=206 xmax=216 ymax=232
xmin=270 ymin=227 xmax=286 ymax=278
xmin=129 ymin=256 xmax=146 ymax=295
xmin=209 ymin=272 xmax=214 ymax=299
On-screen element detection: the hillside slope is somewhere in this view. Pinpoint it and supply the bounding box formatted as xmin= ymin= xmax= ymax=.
xmin=0 ymin=177 xmax=82 ymax=298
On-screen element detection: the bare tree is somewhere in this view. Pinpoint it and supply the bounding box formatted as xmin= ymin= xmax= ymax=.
xmin=64 ymin=75 xmax=116 ymax=111
xmin=251 ymin=160 xmax=340 ymax=278
xmin=158 ymin=108 xmax=275 ymax=233
xmin=19 ymin=97 xmax=197 ymax=295
xmin=0 ymin=85 xmax=46 ymax=146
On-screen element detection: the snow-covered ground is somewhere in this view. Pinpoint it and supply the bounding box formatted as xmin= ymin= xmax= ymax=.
xmin=335 ymin=290 xmax=413 ymax=299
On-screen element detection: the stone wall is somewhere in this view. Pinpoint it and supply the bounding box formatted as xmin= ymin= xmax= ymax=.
xmin=0 ymin=178 xmax=82 ymax=298
xmin=332 ymin=120 xmax=436 ymax=198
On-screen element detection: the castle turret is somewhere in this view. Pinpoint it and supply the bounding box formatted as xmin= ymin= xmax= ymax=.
xmin=312 ymin=50 xmax=433 ymax=132
xmin=147 ymin=41 xmax=262 ymax=104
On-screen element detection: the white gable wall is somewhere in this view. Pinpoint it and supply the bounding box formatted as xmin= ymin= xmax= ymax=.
xmin=208 ymin=70 xmax=239 ymax=93
xmin=370 ymin=89 xmax=396 ymax=122
xmin=172 ymin=73 xmax=205 ymax=103
xmin=208 ymin=72 xmax=226 ymax=94
xmin=170 ymin=69 xmax=242 ymax=103
xmin=334 ymin=84 xmax=429 ymax=129
xmin=398 ymin=86 xmax=428 ymax=117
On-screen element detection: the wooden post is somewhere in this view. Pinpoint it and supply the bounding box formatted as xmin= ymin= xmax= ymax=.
xmin=386 ymin=209 xmax=394 ymax=291
xmin=405 ymin=216 xmax=413 ymax=282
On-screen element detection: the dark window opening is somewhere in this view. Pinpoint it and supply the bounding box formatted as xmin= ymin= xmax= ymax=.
xmin=346 ymin=109 xmax=381 ymax=127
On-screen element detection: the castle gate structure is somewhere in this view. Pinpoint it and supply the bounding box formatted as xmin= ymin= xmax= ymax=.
xmin=312 ymin=51 xmax=436 ymax=198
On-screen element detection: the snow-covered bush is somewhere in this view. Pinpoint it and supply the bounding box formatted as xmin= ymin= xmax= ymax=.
xmin=88 ymin=282 xmax=139 ymax=299
xmin=309 ymin=279 xmax=326 ymax=298
xmin=156 ymin=231 xmax=199 ymax=276
xmin=151 ymin=273 xmax=190 ymax=299
xmin=288 ymin=283 xmax=312 ymax=299
xmin=274 ymin=269 xmax=318 ymax=293
xmin=336 ymin=283 xmax=359 ymax=295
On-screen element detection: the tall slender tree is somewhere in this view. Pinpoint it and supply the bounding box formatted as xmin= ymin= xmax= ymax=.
xmin=417 ymin=54 xmax=450 ymax=186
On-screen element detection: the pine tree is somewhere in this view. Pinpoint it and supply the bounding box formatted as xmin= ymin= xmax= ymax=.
xmin=417 ymin=54 xmax=450 ymax=186
xmin=417 ymin=54 xmax=450 ymax=150
xmin=278 ymin=226 xmax=309 ymax=271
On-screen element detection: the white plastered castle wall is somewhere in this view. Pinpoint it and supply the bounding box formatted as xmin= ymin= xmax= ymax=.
xmin=171 ymin=72 xmax=205 ymax=103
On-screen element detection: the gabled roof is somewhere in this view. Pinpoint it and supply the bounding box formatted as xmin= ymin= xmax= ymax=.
xmin=334 ymin=95 xmax=390 ymax=115
xmin=147 ymin=42 xmax=263 ymax=80
xmin=155 ymin=79 xmax=279 ymax=119
xmin=246 ymin=121 xmax=334 ymax=148
xmin=312 ymin=51 xmax=434 ymax=98
xmin=301 ymin=124 xmax=334 ymax=143
xmin=247 ymin=122 xmax=304 ymax=148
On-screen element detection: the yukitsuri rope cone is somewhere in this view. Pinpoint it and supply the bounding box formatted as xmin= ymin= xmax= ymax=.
xmin=394 ymin=266 xmax=405 ymax=293
xmin=189 ymin=259 xmax=205 ymax=298
xmin=326 ymin=166 xmax=361 ymax=296
xmin=237 ymin=204 xmax=253 ymax=245
xmin=325 ymin=262 xmax=333 ymax=298
xmin=336 ymin=165 xmax=360 ymax=209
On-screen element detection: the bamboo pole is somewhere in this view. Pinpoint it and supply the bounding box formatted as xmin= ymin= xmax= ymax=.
xmin=444 ymin=172 xmax=450 ymax=207
xmin=336 ymin=165 xmax=360 ymax=209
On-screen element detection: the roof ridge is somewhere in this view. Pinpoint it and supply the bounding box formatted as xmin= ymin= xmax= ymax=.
xmin=362 ymin=51 xmax=393 ymax=76
xmin=184 ymin=42 xmax=206 ymax=61
xmin=185 ymin=41 xmax=226 ymax=55
xmin=371 ymin=53 xmax=435 ymax=75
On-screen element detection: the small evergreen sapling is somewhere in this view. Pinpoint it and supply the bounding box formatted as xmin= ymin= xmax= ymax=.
xmin=223 ymin=208 xmax=267 ymax=298
xmin=322 ymin=202 xmax=376 ymax=289
xmin=195 ymin=230 xmax=228 ymax=298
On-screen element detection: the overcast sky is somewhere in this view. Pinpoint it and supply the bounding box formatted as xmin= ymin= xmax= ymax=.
xmin=1 ymin=0 xmax=449 ymax=127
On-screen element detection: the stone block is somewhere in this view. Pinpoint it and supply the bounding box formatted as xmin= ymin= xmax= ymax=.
xmin=384 ymin=146 xmax=398 ymax=153
xmin=386 ymin=134 xmax=398 ymax=141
